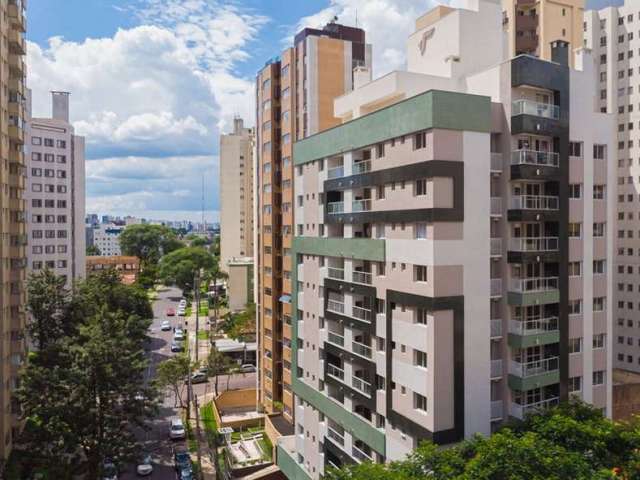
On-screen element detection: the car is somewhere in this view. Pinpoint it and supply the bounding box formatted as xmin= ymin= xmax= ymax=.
xmin=174 ymin=331 xmax=185 ymax=342
xmin=240 ymin=364 xmax=256 ymax=373
xmin=173 ymin=446 xmax=191 ymax=472
xmin=136 ymin=454 xmax=153 ymax=476
xmin=171 ymin=342 xmax=183 ymax=353
xmin=179 ymin=299 xmax=187 ymax=307
xmin=102 ymin=459 xmax=118 ymax=480
xmin=177 ymin=308 xmax=186 ymax=316
xmin=166 ymin=307 xmax=176 ymax=316
xmin=160 ymin=320 xmax=171 ymax=331
xmin=169 ymin=418 xmax=186 ymax=440
xmin=187 ymin=372 xmax=208 ymax=384
xmin=178 ymin=468 xmax=194 ymax=480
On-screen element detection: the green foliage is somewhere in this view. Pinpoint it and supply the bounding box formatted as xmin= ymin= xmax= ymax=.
xmin=158 ymin=246 xmax=215 ymax=294
xmin=26 ymin=268 xmax=72 ymax=350
xmin=119 ymin=224 xmax=183 ymax=264
xmin=207 ymin=346 xmax=236 ymax=395
xmin=326 ymin=401 xmax=640 ymax=480
xmin=201 ymin=402 xmax=218 ymax=447
xmin=16 ymin=270 xmax=159 ymax=477
xmin=190 ymin=236 xmax=208 ymax=247
xmin=220 ymin=303 xmax=256 ymax=339
xmin=155 ymin=354 xmax=191 ymax=409
xmin=86 ymin=244 xmax=101 ymax=256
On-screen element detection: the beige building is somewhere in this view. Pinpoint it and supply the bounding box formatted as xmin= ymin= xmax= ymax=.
xmin=255 ymin=22 xmax=371 ymax=422
xmin=220 ymin=117 xmax=254 ymax=272
xmin=0 ymin=0 xmax=28 ymax=461
xmin=502 ymin=0 xmax=585 ymax=66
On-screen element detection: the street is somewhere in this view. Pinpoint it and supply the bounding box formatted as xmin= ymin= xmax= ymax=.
xmin=120 ymin=286 xmax=256 ymax=479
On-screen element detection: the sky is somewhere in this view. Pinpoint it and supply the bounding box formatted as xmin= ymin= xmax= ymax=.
xmin=27 ymin=0 xmax=618 ymax=223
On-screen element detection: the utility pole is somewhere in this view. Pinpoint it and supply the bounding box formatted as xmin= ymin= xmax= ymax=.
xmin=193 ymin=268 xmax=204 ymax=479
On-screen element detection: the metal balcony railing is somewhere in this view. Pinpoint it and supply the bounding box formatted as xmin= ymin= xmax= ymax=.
xmin=326 ymin=364 xmax=345 ymax=381
xmin=352 ymin=270 xmax=373 ymax=285
xmin=327 ymin=202 xmax=344 ymax=214
xmin=327 ymin=426 xmax=345 ymax=446
xmin=352 ymin=161 xmax=371 ymax=175
xmin=491 ymin=359 xmax=503 ymax=378
xmin=352 ymin=341 xmax=372 ymax=359
xmin=511 ymin=149 xmax=559 ymax=167
xmin=352 ymin=199 xmax=372 ymax=212
xmin=490 ymin=319 xmax=502 ymax=338
xmin=512 ymin=99 xmax=560 ymax=120
xmin=327 ymin=166 xmax=344 ymax=179
xmin=510 ymin=276 xmax=558 ymax=293
xmin=327 ymin=300 xmax=345 ymax=314
xmin=509 ymin=316 xmax=559 ymax=335
xmin=327 ymin=331 xmax=345 ymax=347
xmin=490 ymin=278 xmax=502 ymax=297
xmin=491 ymin=238 xmax=502 ymax=256
xmin=509 ymin=237 xmax=559 ymax=252
xmin=511 ymin=397 xmax=559 ymax=420
xmin=491 ymin=400 xmax=503 ymax=420
xmin=509 ymin=356 xmax=559 ymax=378
xmin=351 ymin=376 xmax=372 ymax=396
xmin=328 ymin=267 xmax=345 ymax=280
xmin=510 ymin=195 xmax=559 ymax=210
xmin=491 ymin=153 xmax=503 ymax=172
xmin=491 ymin=197 xmax=502 ymax=215
xmin=352 ymin=445 xmax=373 ymax=463
xmin=352 ymin=306 xmax=373 ymax=323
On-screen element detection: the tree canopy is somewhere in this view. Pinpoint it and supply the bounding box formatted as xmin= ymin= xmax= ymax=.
xmin=119 ymin=224 xmax=183 ymax=264
xmin=158 ymin=246 xmax=216 ymax=294
xmin=86 ymin=244 xmax=101 ymax=256
xmin=327 ymin=402 xmax=640 ymax=480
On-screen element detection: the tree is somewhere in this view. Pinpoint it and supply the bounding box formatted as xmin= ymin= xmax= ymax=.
xmin=156 ymin=354 xmax=191 ymax=409
xmin=119 ymin=224 xmax=182 ymax=265
xmin=86 ymin=244 xmax=101 ymax=256
xmin=158 ymin=247 xmax=215 ymax=294
xmin=220 ymin=303 xmax=256 ymax=340
xmin=190 ymin=236 xmax=207 ymax=248
xmin=207 ymin=346 xmax=235 ymax=395
xmin=26 ymin=268 xmax=72 ymax=350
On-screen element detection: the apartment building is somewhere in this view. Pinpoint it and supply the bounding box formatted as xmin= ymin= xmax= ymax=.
xmin=220 ymin=117 xmax=255 ymax=270
xmin=92 ymin=224 xmax=125 ymax=257
xmin=255 ymin=22 xmax=371 ymax=421
xmin=0 ymin=0 xmax=28 ymax=460
xmin=585 ymin=2 xmax=640 ymax=374
xmin=276 ymin=1 xmax=615 ymax=477
xmin=502 ymin=0 xmax=584 ymax=66
xmin=26 ymin=92 xmax=86 ymax=283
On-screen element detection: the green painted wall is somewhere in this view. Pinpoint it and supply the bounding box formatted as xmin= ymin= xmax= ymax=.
xmin=508 ymin=371 xmax=560 ymax=392
xmin=507 ymin=290 xmax=560 ymax=306
xmin=277 ymin=444 xmax=312 ymax=480
xmin=293 ymin=89 xmax=492 ymax=165
xmin=293 ymin=236 xmax=386 ymax=261
xmin=508 ymin=331 xmax=560 ymax=349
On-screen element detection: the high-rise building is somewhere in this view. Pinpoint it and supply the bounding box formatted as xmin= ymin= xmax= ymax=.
xmin=585 ymin=2 xmax=640 ymax=373
xmin=92 ymin=224 xmax=125 ymax=257
xmin=255 ymin=22 xmax=371 ymax=422
xmin=502 ymin=0 xmax=584 ymax=66
xmin=275 ymin=1 xmax=615 ymax=477
xmin=26 ymin=91 xmax=86 ymax=283
xmin=0 ymin=0 xmax=28 ymax=461
xmin=220 ymin=117 xmax=255 ymax=269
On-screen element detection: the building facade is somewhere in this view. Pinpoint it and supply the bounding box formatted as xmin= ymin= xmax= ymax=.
xmin=502 ymin=0 xmax=585 ymax=66
xmin=585 ymin=2 xmax=640 ymax=373
xmin=255 ymin=22 xmax=371 ymax=422
xmin=92 ymin=223 xmax=125 ymax=257
xmin=276 ymin=1 xmax=615 ymax=477
xmin=26 ymin=91 xmax=86 ymax=283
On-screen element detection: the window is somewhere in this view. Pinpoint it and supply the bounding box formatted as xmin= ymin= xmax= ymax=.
xmin=568 ymin=223 xmax=582 ymax=238
xmin=593 ymin=370 xmax=605 ymax=386
xmin=32 ymin=137 xmax=42 ymax=146
xmin=56 ymin=155 xmax=66 ymax=164
xmin=31 ymin=168 xmax=42 ymax=177
xmin=282 ymin=133 xmax=290 ymax=145
xmin=593 ymin=260 xmax=606 ymax=274
xmin=569 ymin=142 xmax=582 ymax=157
xmin=31 ymin=152 xmax=41 ymax=161
xmin=568 ymin=261 xmax=582 ymax=276
xmin=415 ymin=308 xmax=428 ymax=325
xmin=593 ymin=185 xmax=605 ymax=199
xmin=414 ymin=265 xmax=428 ymax=282
xmin=44 ymin=138 xmax=54 ymax=147
xmin=568 ymin=337 xmax=582 ymax=353
xmin=414 ymin=350 xmax=428 ymax=368
xmin=569 ymin=184 xmax=581 ymax=198
xmin=415 ymin=223 xmax=427 ymax=239
xmin=569 ymin=376 xmax=582 ymax=393
xmin=593 ymin=333 xmax=606 ymax=349
xmin=44 ymin=153 xmax=54 ymax=162
xmin=282 ymin=87 xmax=290 ymax=99
xmin=593 ymin=297 xmax=606 ymax=312
xmin=593 ymin=223 xmax=605 ymax=237
xmin=593 ymin=144 xmax=606 ymax=160
xmin=414 ymin=393 xmax=427 ymax=412
xmin=568 ymin=299 xmax=582 ymax=315
xmin=56 ymin=140 xmax=66 ymax=148
xmin=413 ymin=132 xmax=426 ymax=150
xmin=56 ymin=170 xmax=66 ymax=179
xmin=415 ymin=179 xmax=427 ymax=196
xmin=376 ymin=143 xmax=385 ymax=158
xmin=57 ymin=185 xmax=67 ymax=193
xmin=377 ymin=185 xmax=385 ymax=200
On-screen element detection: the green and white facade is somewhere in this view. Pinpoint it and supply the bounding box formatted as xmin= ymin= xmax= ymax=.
xmin=275 ymin=0 xmax=616 ymax=477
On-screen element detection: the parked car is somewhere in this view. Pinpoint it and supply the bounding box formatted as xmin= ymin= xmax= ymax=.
xmin=240 ymin=364 xmax=256 ymax=373
xmin=169 ymin=418 xmax=186 ymax=440
xmin=171 ymin=342 xmax=183 ymax=353
xmin=187 ymin=372 xmax=208 ymax=384
xmin=101 ymin=459 xmax=118 ymax=480
xmin=173 ymin=446 xmax=191 ymax=472
xmin=160 ymin=320 xmax=171 ymax=331
xmin=166 ymin=307 xmax=176 ymax=316
xmin=177 ymin=308 xmax=186 ymax=316
xmin=136 ymin=453 xmax=153 ymax=476
xmin=179 ymin=299 xmax=187 ymax=307
xmin=174 ymin=330 xmax=185 ymax=342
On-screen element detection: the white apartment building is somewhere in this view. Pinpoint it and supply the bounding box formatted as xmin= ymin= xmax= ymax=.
xmin=26 ymin=91 xmax=85 ymax=283
xmin=585 ymin=1 xmax=640 ymax=373
xmin=92 ymin=224 xmax=125 ymax=257
xmin=276 ymin=1 xmax=615 ymax=477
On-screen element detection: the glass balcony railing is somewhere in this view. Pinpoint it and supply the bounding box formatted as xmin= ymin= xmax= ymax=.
xmin=510 ymin=276 xmax=558 ymax=293
xmin=351 ymin=376 xmax=372 ymax=396
xmin=352 ymin=306 xmax=372 ymax=323
xmin=509 ymin=356 xmax=559 ymax=378
xmin=352 ymin=270 xmax=373 ymax=285
xmin=352 ymin=341 xmax=372 ymax=359
xmin=490 ymin=319 xmax=502 ymax=338
xmin=352 ymin=161 xmax=371 ymax=175
xmin=510 ymin=195 xmax=559 ymax=210
xmin=327 ymin=267 xmax=345 ymax=280
xmin=352 ymin=445 xmax=373 ymax=463
xmin=491 ymin=197 xmax=502 ymax=216
xmin=511 ymin=397 xmax=559 ymax=420
xmin=491 ymin=359 xmax=503 ymax=378
xmin=327 ymin=300 xmax=345 ymax=314
xmin=327 ymin=202 xmax=344 ymax=214
xmin=509 ymin=237 xmax=559 ymax=252
xmin=511 ymin=149 xmax=559 ymax=167
xmin=509 ymin=316 xmax=559 ymax=335
xmin=491 ymin=238 xmax=502 ymax=256
xmin=327 ymin=426 xmax=345 ymax=446
xmin=326 ymin=363 xmax=345 ymax=381
xmin=327 ymin=331 xmax=345 ymax=347
xmin=512 ymin=99 xmax=559 ymax=120
xmin=352 ymin=199 xmax=372 ymax=212
xmin=327 ymin=166 xmax=344 ymax=179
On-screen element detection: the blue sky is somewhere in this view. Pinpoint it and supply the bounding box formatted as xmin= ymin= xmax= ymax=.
xmin=26 ymin=0 xmax=618 ymax=222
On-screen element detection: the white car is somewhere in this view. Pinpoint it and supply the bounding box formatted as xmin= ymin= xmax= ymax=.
xmin=177 ymin=308 xmax=186 ymax=316
xmin=169 ymin=418 xmax=186 ymax=440
xmin=136 ymin=454 xmax=153 ymax=476
xmin=179 ymin=300 xmax=187 ymax=308
xmin=174 ymin=330 xmax=185 ymax=341
xmin=240 ymin=364 xmax=256 ymax=373
xmin=160 ymin=321 xmax=171 ymax=331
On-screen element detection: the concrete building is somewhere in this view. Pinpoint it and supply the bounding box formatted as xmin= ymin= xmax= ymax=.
xmin=502 ymin=0 xmax=585 ymax=66
xmin=26 ymin=92 xmax=86 ymax=283
xmin=256 ymin=21 xmax=371 ymax=422
xmin=0 ymin=0 xmax=28 ymax=461
xmin=275 ymin=1 xmax=615 ymax=477
xmin=585 ymin=2 xmax=640 ymax=374
xmin=92 ymin=223 xmax=125 ymax=257
xmin=86 ymin=255 xmax=140 ymax=285
xmin=227 ymin=257 xmax=255 ymax=313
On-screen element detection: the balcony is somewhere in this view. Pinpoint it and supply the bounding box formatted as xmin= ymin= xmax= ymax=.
xmin=508 ymin=316 xmax=560 ymax=348
xmin=490 ymin=197 xmax=502 ymax=217
xmin=327 ymin=300 xmax=345 ymax=315
xmin=352 ymin=270 xmax=373 ymax=285
xmin=8 ymin=30 xmax=25 ymax=55
xmin=351 ymin=376 xmax=372 ymax=396
xmin=328 ymin=267 xmax=345 ymax=280
xmin=327 ymin=426 xmax=345 ymax=446
xmin=326 ymin=364 xmax=345 ymax=381
xmin=511 ymin=397 xmax=559 ymax=420
xmin=8 ymin=1 xmax=26 ymax=32
xmin=509 ymin=237 xmax=559 ymax=252
xmin=491 ymin=238 xmax=502 ymax=257
xmin=512 ymin=100 xmax=559 ymax=120
xmin=491 ymin=153 xmax=503 ymax=173
xmin=351 ymin=340 xmax=373 ymax=359
xmin=491 ymin=400 xmax=503 ymax=420
xmin=511 ymin=150 xmax=559 ymax=168
xmin=490 ymin=278 xmax=502 ymax=298
xmin=491 ymin=359 xmax=503 ymax=379
xmin=327 ymin=202 xmax=344 ymax=215
xmin=327 ymin=331 xmax=345 ymax=347
xmin=510 ymin=195 xmax=559 ymax=210
xmin=352 ymin=161 xmax=371 ymax=175
xmin=510 ymin=277 xmax=558 ymax=293
xmin=509 ymin=356 xmax=559 ymax=390
xmin=352 ymin=306 xmax=372 ymax=323
xmin=490 ymin=319 xmax=503 ymax=339
xmin=352 ymin=199 xmax=372 ymax=212
xmin=328 ymin=166 xmax=344 ymax=179
xmin=352 ymin=445 xmax=373 ymax=463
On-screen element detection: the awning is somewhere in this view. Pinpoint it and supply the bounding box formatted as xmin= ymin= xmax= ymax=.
xmin=279 ymin=294 xmax=292 ymax=304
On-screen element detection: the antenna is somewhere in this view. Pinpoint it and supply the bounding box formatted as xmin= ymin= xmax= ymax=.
xmin=355 ymin=9 xmax=358 ymax=28
xmin=202 ymin=177 xmax=205 ymax=232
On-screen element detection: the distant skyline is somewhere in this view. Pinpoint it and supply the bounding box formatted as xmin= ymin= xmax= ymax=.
xmin=28 ymin=0 xmax=622 ymax=222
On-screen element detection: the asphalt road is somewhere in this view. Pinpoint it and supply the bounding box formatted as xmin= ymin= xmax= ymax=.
xmin=120 ymin=286 xmax=256 ymax=479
